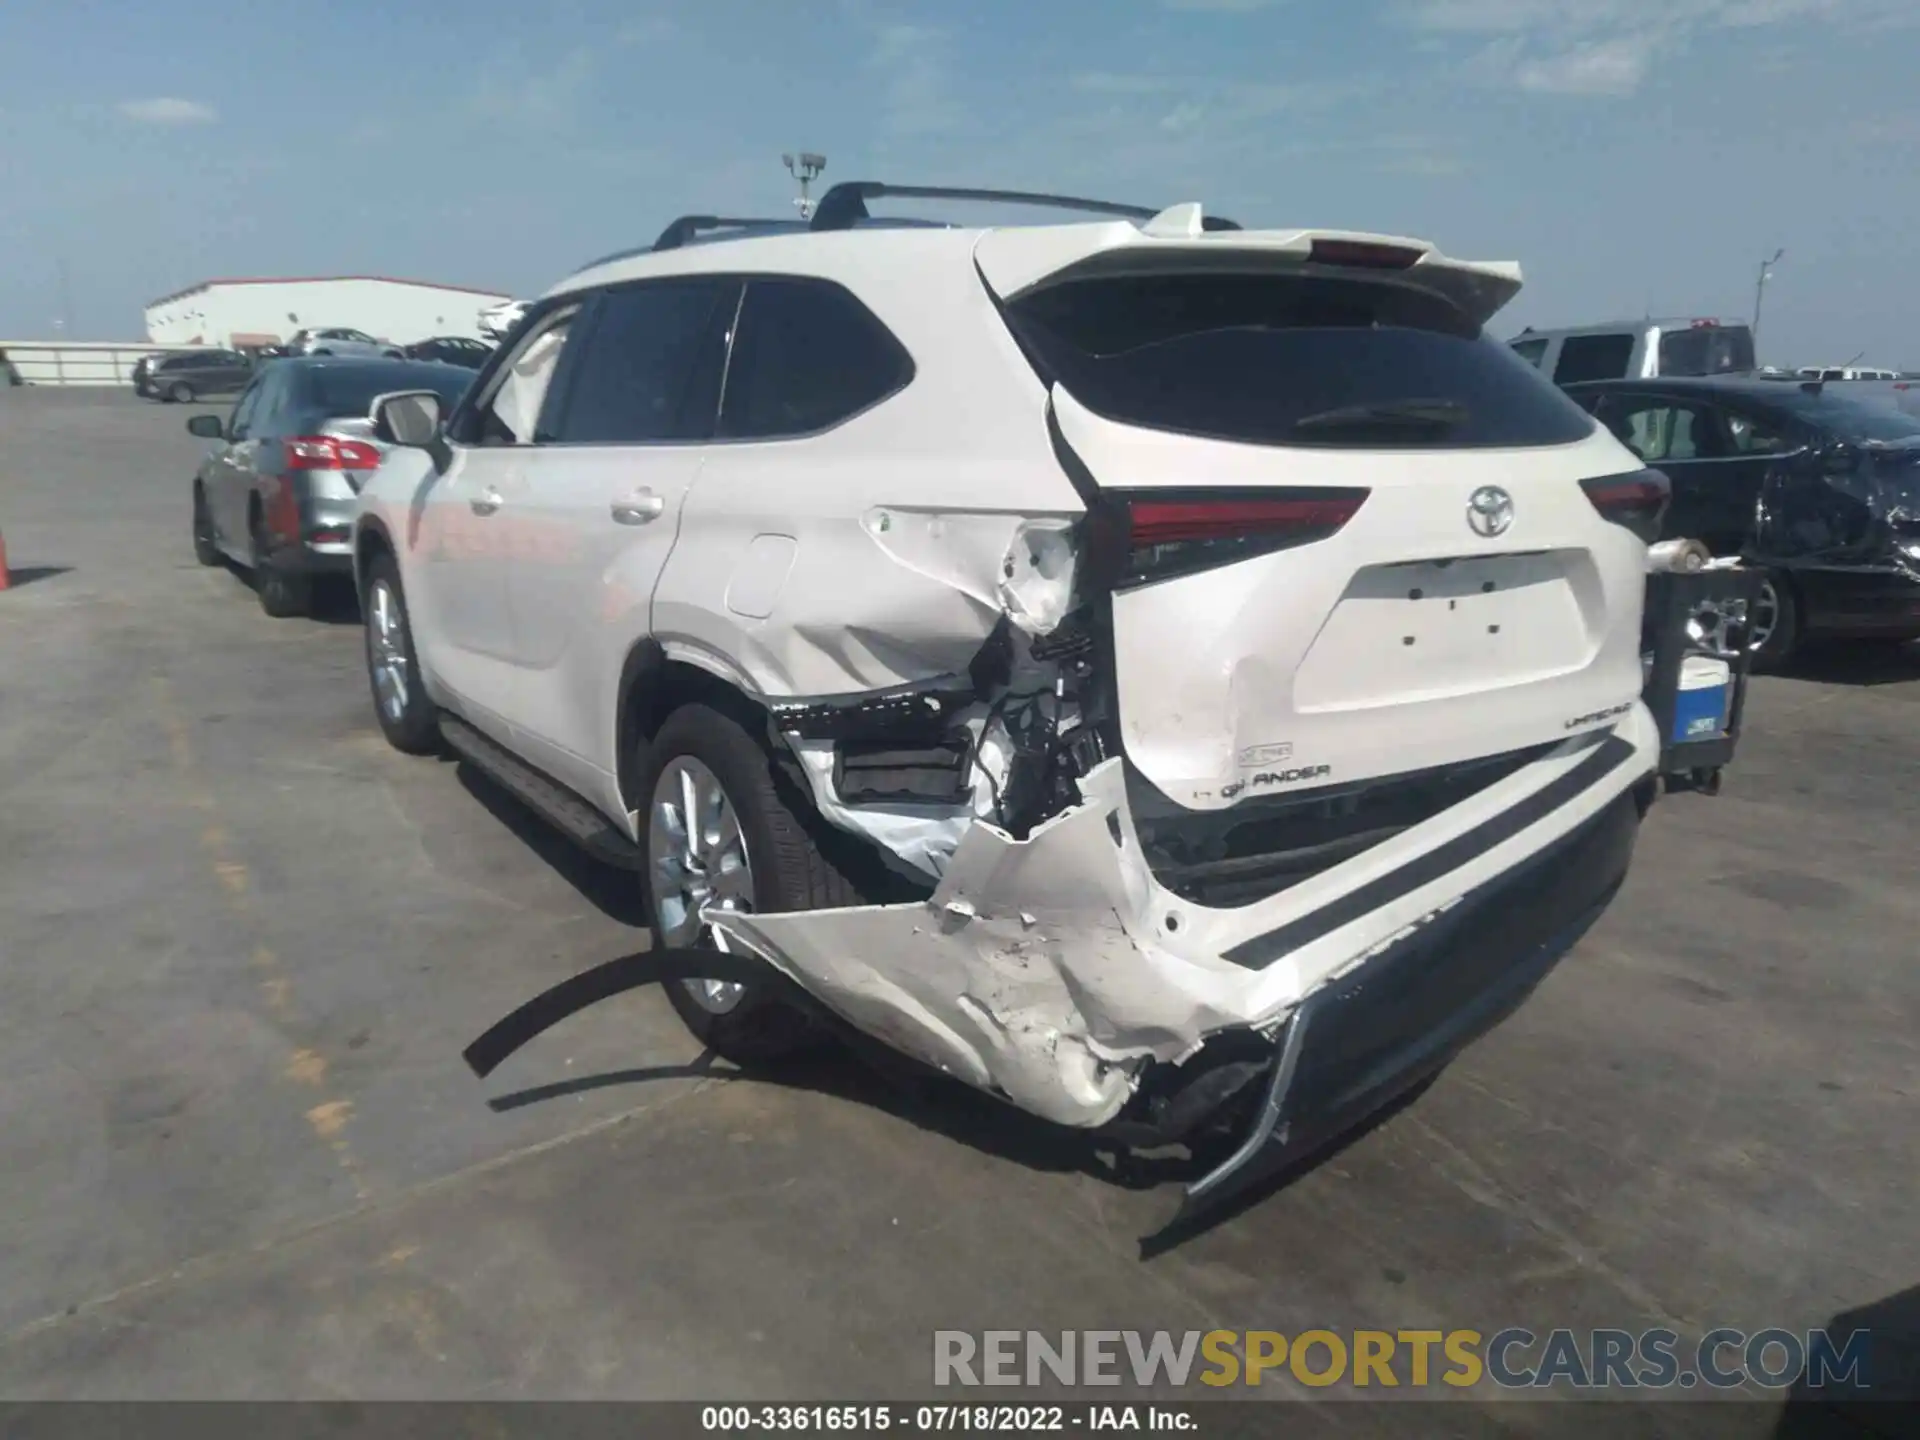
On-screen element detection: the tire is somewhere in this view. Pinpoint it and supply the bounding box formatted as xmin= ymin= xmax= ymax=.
xmin=361 ymin=552 xmax=441 ymax=754
xmin=167 ymin=381 xmax=193 ymax=404
xmin=642 ymin=704 xmax=863 ymax=1064
xmin=251 ymin=512 xmax=312 ymax=619
xmin=1748 ymin=571 xmax=1800 ymax=671
xmin=191 ymin=483 xmax=222 ymax=566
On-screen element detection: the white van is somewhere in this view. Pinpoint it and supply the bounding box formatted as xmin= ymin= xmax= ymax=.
xmin=1511 ymin=319 xmax=1756 ymax=385
xmin=1796 ymin=365 xmax=1900 ymax=382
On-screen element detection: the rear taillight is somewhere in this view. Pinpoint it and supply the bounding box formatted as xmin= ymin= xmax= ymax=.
xmin=1118 ymin=489 xmax=1369 ymax=586
xmin=285 ymin=435 xmax=383 ymax=470
xmin=1581 ymin=469 xmax=1670 ymax=545
xmin=266 ymin=477 xmax=302 ymax=542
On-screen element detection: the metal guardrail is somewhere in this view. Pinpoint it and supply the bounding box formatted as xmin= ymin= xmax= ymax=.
xmin=0 ymin=341 xmax=174 ymax=388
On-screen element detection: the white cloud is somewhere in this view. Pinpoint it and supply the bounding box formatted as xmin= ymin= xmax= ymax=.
xmin=468 ymin=47 xmax=596 ymax=130
xmin=1514 ymin=36 xmax=1654 ymax=94
xmin=1404 ymin=0 xmax=1919 ymax=95
xmin=616 ymin=16 xmax=677 ymax=45
xmin=1069 ymin=71 xmax=1372 ymax=114
xmin=867 ymin=23 xmax=970 ymax=140
xmin=1072 ymin=71 xmax=1180 ymax=95
xmin=117 ymin=98 xmax=216 ymax=126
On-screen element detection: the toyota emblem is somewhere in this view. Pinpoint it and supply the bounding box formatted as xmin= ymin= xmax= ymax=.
xmin=1467 ymin=485 xmax=1514 ymax=538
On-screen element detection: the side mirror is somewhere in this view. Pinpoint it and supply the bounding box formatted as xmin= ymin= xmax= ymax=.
xmin=186 ymin=414 xmax=225 ymax=440
xmin=371 ymin=389 xmax=445 ymax=448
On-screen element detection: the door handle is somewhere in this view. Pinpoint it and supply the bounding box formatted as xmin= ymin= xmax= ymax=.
xmin=611 ymin=490 xmax=666 ymax=526
xmin=470 ymin=488 xmax=504 ymax=517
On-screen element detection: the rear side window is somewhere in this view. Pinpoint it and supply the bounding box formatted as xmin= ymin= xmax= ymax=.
xmin=1008 ymin=272 xmax=1594 ymax=450
xmin=307 ymin=366 xmax=473 ymax=420
xmin=718 ymin=278 xmax=914 ymax=440
xmin=1553 ymin=333 xmax=1637 ymax=384
xmin=1511 ymin=337 xmax=1549 ymax=368
xmin=1656 ymin=325 xmax=1755 ymax=377
xmin=546 ymin=279 xmax=731 ymax=444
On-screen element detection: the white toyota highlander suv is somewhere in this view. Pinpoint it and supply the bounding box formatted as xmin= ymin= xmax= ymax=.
xmin=354 ymin=182 xmax=1670 ymax=1221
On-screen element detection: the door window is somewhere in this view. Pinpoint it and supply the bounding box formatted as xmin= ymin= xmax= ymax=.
xmin=1553 ymin=333 xmax=1637 ymax=384
xmin=1612 ymin=402 xmax=1723 ymax=462
xmin=1510 ymin=337 xmax=1549 ymax=368
xmin=544 ymin=279 xmax=733 ymax=444
xmin=718 ymin=277 xmax=914 ymax=440
xmin=228 ymin=380 xmax=264 ymax=441
xmin=250 ymin=367 xmax=295 ymax=437
xmin=470 ymin=308 xmax=579 ymax=445
xmin=1723 ymin=409 xmax=1795 ymax=455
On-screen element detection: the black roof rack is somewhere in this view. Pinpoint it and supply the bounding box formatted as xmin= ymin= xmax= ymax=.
xmin=809 ymin=182 xmax=1241 ymax=234
xmin=650 ymin=215 xmax=804 ymax=252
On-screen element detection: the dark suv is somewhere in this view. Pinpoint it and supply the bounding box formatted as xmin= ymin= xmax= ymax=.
xmin=135 ymin=350 xmax=254 ymax=403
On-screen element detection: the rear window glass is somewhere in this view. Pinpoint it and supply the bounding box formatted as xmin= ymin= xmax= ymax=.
xmin=1771 ymin=389 xmax=1920 ymax=444
xmin=306 ymin=365 xmax=472 ymax=417
xmin=1553 ymin=333 xmax=1637 ymax=383
xmin=1658 ymin=326 xmax=1755 ymax=377
xmin=1007 ymin=272 xmax=1593 ymax=449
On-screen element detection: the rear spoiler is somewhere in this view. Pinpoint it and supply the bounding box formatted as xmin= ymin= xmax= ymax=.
xmin=974 ymin=204 xmax=1525 ymax=331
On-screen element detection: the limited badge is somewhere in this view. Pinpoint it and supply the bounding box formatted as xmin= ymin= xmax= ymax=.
xmin=1237 ymin=742 xmax=1294 ymax=767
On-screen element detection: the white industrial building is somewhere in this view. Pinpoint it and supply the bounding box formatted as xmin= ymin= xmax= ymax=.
xmin=143 ymin=275 xmax=516 ymax=349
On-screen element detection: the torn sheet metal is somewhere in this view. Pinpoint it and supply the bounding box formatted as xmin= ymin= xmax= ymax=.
xmin=711 ymin=713 xmax=1660 ymax=1131
xmin=790 ymin=738 xmax=975 ymax=882
xmin=774 ymin=621 xmax=1095 ymax=883
xmin=861 ymin=508 xmax=1081 ymax=639
xmin=710 ymin=757 xmax=1258 ymax=1128
xmin=1755 ymin=445 xmax=1920 ymax=575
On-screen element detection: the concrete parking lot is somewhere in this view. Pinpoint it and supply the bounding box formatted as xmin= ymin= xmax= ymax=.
xmin=1 ymin=389 xmax=1914 ymax=1431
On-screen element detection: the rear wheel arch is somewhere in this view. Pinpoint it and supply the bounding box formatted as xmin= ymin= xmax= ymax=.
xmin=616 ymin=644 xmax=772 ymax=813
xmin=617 ymin=647 xmax=934 ymax=907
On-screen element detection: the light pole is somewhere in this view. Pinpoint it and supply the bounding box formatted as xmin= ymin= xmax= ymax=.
xmin=1752 ymin=247 xmax=1784 ymax=358
xmin=783 ymin=152 xmax=826 ymax=220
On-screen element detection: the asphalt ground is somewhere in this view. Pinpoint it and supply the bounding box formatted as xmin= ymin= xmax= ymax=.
xmin=0 ymin=388 xmax=1914 ymax=1434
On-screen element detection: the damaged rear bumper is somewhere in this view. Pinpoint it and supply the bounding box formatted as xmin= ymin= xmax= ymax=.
xmin=709 ymin=704 xmax=1659 ymax=1136
xmin=1170 ymin=778 xmax=1640 ymax=1230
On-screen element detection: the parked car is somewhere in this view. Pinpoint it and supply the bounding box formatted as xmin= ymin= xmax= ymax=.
xmin=1796 ymin=365 xmax=1900 ymax=381
xmin=135 ymin=349 xmax=254 ymax=402
xmin=1511 ymin=318 xmax=1756 ymax=385
xmin=402 ymin=335 xmax=493 ymax=369
xmin=476 ymin=300 xmax=528 ymax=343
xmin=286 ymin=327 xmax=403 ymax=359
xmin=1564 ymin=375 xmax=1920 ymax=665
xmin=354 ymin=185 xmax=1667 ymax=1218
xmin=185 ymin=356 xmax=474 ymax=617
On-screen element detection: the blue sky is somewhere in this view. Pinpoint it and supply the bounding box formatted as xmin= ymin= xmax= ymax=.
xmin=2 ymin=0 xmax=1916 ymax=365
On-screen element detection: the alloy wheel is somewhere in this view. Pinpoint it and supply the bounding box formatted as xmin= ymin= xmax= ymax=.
xmin=1748 ymin=579 xmax=1780 ymax=654
xmin=647 ymin=756 xmax=755 ymax=1014
xmin=367 ymin=579 xmax=411 ymax=722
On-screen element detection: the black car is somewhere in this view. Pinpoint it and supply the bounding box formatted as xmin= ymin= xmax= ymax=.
xmin=401 ymin=336 xmax=493 ymax=369
xmin=135 ymin=349 xmax=254 ymax=403
xmin=1564 ymin=376 xmax=1920 ymax=665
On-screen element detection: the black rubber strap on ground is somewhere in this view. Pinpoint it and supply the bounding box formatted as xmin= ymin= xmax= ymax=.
xmin=462 ymin=947 xmax=803 ymax=1079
